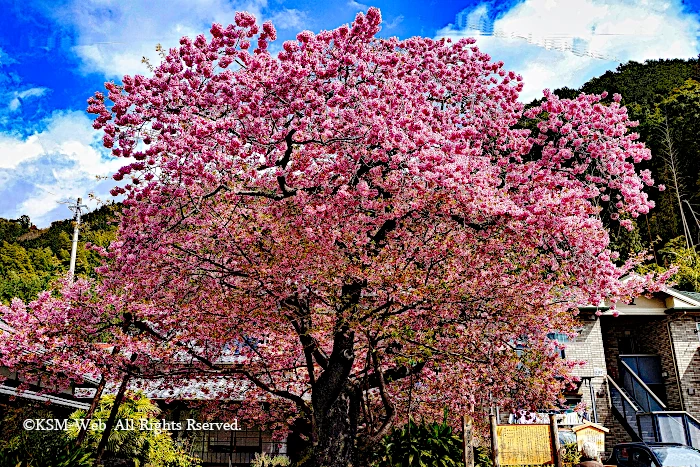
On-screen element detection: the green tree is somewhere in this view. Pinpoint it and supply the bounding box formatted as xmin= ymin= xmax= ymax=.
xmin=0 ymin=204 xmax=118 ymax=305
xmin=0 ymin=217 xmax=31 ymax=244
xmin=0 ymin=271 xmax=52 ymax=304
xmin=0 ymin=403 xmax=93 ymax=467
xmin=642 ymin=80 xmax=700 ymax=249
xmin=28 ymin=247 xmax=60 ymax=274
xmin=578 ymin=59 xmax=698 ymax=109
xmin=659 ymin=237 xmax=700 ymax=292
xmin=0 ymin=242 xmax=35 ymax=277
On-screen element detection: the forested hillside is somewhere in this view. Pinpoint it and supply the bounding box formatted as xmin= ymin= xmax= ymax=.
xmin=1 ymin=59 xmax=699 ymax=303
xmin=0 ymin=204 xmax=118 ymax=304
xmin=546 ymin=58 xmax=700 ymax=291
xmin=556 ymin=59 xmax=699 ymax=249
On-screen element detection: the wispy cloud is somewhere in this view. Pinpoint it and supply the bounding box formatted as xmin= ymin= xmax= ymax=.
xmin=0 ymin=111 xmax=124 ymax=226
xmin=384 ymin=15 xmax=404 ymax=30
xmin=0 ymin=47 xmax=17 ymax=67
xmin=269 ymin=9 xmax=308 ymax=30
xmin=347 ymin=0 xmax=368 ymax=12
xmin=43 ymin=0 xmax=310 ymax=79
xmin=8 ymin=87 xmax=48 ymax=112
xmin=0 ymin=48 xmax=50 ymax=131
xmin=437 ymin=0 xmax=700 ymax=102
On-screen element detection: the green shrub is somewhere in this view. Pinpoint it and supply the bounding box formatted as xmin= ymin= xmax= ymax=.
xmin=561 ymin=442 xmax=582 ymax=466
xmin=370 ymin=414 xmax=465 ymax=467
xmin=251 ymin=453 xmax=291 ymax=467
xmin=0 ymin=435 xmax=93 ymax=467
xmin=473 ymin=446 xmax=492 ymax=467
xmin=0 ymin=404 xmax=94 ymax=467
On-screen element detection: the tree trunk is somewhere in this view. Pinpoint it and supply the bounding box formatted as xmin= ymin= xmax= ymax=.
xmin=310 ymin=386 xmax=360 ymax=467
xmin=95 ymin=373 xmax=131 ymax=463
xmin=75 ymin=374 xmax=107 ymax=446
xmin=77 ymin=347 xmax=119 ymax=447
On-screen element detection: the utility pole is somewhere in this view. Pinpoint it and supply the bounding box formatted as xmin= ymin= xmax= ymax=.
xmin=67 ymin=197 xmax=88 ymax=281
xmin=65 ymin=196 xmax=106 ymax=449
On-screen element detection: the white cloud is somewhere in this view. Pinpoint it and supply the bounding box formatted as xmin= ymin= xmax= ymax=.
xmin=48 ymin=0 xmax=309 ymax=78
xmin=384 ymin=15 xmax=404 ymax=30
xmin=347 ymin=0 xmax=369 ymax=12
xmin=7 ymin=87 xmax=48 ymax=112
xmin=0 ymin=111 xmax=124 ymax=226
xmin=269 ymin=9 xmax=308 ymax=30
xmin=437 ymin=0 xmax=700 ymax=102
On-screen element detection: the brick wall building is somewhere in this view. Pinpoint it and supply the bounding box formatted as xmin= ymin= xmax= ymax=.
xmin=564 ymin=288 xmax=700 ymax=455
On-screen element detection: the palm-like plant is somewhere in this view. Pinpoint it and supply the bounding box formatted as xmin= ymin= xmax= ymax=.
xmin=0 ymin=403 xmax=94 ymax=467
xmin=67 ymin=391 xmax=200 ymax=467
xmin=68 ymin=392 xmax=158 ymax=462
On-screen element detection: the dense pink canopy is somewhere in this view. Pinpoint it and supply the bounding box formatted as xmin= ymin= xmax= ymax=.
xmin=0 ymin=7 xmax=668 ymax=449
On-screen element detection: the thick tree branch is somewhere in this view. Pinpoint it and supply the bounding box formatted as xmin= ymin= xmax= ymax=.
xmin=128 ymin=318 xmax=311 ymax=415
xmin=289 ymin=316 xmax=329 ymax=376
xmin=370 ymin=219 xmax=397 ymax=245
xmin=363 ymin=360 xmax=426 ymax=389
xmin=368 ymin=344 xmax=395 ymax=444
xmin=450 ymin=214 xmax=496 ymax=231
xmin=276 ymin=129 xmax=297 ymax=169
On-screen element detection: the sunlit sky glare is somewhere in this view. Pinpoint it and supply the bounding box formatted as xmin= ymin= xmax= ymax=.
xmin=1 ymin=0 xmax=699 ymax=226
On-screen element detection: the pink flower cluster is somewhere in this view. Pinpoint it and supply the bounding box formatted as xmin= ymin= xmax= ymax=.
xmin=2 ymin=7 xmax=667 ymax=442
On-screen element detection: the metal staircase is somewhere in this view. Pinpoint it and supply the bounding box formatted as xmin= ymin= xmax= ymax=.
xmin=607 ymin=360 xmax=700 ymax=448
xmin=608 ymin=374 xmax=643 ymax=440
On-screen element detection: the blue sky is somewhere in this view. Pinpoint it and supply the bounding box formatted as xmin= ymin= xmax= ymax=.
xmin=1 ymin=0 xmax=699 ymax=227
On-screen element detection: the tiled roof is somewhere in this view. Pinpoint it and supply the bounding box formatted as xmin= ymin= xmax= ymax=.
xmin=671 ymin=289 xmax=700 ymax=305
xmin=105 ymin=377 xmax=252 ymax=401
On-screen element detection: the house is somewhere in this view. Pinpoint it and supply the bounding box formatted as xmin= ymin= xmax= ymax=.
xmin=556 ymin=287 xmax=700 ymax=454
xmin=109 ymin=378 xmax=289 ymax=467
xmin=84 ymin=349 xmax=294 ymax=467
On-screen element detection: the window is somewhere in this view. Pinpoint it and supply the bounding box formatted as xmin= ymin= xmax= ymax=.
xmin=630 ymin=448 xmax=654 ymax=467
xmin=547 ymin=333 xmax=568 ymax=359
xmin=546 ymin=333 xmax=570 ymax=343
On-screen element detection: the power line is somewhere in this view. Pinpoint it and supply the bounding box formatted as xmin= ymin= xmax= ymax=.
xmin=461 ymin=28 xmax=620 ymax=61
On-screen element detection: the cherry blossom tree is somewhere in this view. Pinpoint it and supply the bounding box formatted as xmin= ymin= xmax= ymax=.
xmin=0 ymin=8 xmax=670 ymax=466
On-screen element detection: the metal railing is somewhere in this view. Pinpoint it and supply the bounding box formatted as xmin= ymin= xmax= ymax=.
xmin=636 ymin=411 xmax=700 ymax=448
xmin=608 ymin=361 xmax=700 ymax=448
xmin=607 ymin=375 xmax=642 ymax=440
xmin=619 ymin=360 xmax=666 ymax=413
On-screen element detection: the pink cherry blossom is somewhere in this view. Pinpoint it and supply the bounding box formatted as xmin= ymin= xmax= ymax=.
xmin=0 ymin=8 xmax=669 ymax=466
